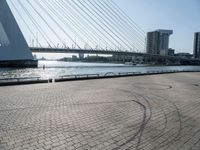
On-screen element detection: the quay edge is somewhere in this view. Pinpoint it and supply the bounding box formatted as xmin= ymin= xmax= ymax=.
xmin=0 ymin=60 xmax=38 ymax=68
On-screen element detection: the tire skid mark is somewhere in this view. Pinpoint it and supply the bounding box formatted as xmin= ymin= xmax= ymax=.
xmin=112 ymin=89 xmax=152 ymax=150
xmin=112 ymin=98 xmax=148 ymax=150
xmin=111 ymin=88 xmax=183 ymax=150
xmin=134 ymin=95 xmax=169 ymax=150
xmin=141 ymin=101 xmax=200 ymax=150
xmin=133 ymin=83 xmax=173 ymax=91
xmin=150 ymin=95 xmax=182 ymax=150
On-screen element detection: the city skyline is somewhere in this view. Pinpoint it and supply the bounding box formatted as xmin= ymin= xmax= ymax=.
xmin=117 ymin=0 xmax=200 ymax=53
xmin=6 ymin=0 xmax=200 ymax=59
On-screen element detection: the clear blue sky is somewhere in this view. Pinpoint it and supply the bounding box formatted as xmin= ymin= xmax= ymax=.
xmin=116 ymin=0 xmax=200 ymax=53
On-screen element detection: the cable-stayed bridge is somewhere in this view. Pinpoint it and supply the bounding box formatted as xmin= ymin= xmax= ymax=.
xmin=0 ymin=0 xmax=199 ymax=67
xmin=30 ymin=47 xmax=200 ymax=65
xmin=9 ymin=0 xmax=146 ymax=52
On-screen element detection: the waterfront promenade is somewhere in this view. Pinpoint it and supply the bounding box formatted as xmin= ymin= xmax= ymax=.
xmin=0 ymin=72 xmax=200 ymax=150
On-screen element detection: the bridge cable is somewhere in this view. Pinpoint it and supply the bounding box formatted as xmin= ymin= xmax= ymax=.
xmin=8 ymin=0 xmax=42 ymax=47
xmin=62 ymin=0 xmax=113 ymax=50
xmin=102 ymin=0 xmax=146 ymax=51
xmin=35 ymin=0 xmax=82 ymax=49
xmin=69 ymin=0 xmax=120 ymax=50
xmin=55 ymin=0 xmax=106 ymax=50
xmin=51 ymin=0 xmax=96 ymax=50
xmin=48 ymin=0 xmax=106 ymax=50
xmin=97 ymin=0 xmax=145 ymax=50
xmin=14 ymin=0 xmax=146 ymax=52
xmin=77 ymin=0 xmax=132 ymax=50
xmin=42 ymin=0 xmax=93 ymax=50
xmin=17 ymin=0 xmax=55 ymax=47
xmin=82 ymin=0 xmax=141 ymax=51
xmin=86 ymin=0 xmax=140 ymax=52
xmin=28 ymin=0 xmax=66 ymax=48
xmin=109 ymin=0 xmax=146 ymax=36
xmin=27 ymin=0 xmax=76 ymax=48
xmin=106 ymin=0 xmax=146 ymax=52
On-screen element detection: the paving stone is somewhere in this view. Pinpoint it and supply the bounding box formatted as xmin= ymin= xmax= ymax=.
xmin=0 ymin=73 xmax=200 ymax=150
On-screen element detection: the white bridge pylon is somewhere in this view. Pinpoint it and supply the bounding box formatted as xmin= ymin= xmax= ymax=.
xmin=0 ymin=0 xmax=34 ymax=61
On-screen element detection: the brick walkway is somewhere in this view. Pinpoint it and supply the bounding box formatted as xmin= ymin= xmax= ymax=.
xmin=0 ymin=73 xmax=200 ymax=150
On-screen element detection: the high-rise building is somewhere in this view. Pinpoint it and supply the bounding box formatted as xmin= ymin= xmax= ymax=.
xmin=146 ymin=31 xmax=160 ymax=55
xmin=193 ymin=32 xmax=200 ymax=59
xmin=146 ymin=29 xmax=173 ymax=55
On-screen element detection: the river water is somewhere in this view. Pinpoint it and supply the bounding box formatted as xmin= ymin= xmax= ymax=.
xmin=0 ymin=61 xmax=200 ymax=79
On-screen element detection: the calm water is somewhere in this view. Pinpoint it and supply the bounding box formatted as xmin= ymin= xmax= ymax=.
xmin=0 ymin=60 xmax=200 ymax=79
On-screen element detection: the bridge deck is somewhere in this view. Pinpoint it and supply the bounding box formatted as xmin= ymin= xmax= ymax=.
xmin=30 ymin=47 xmax=200 ymax=63
xmin=0 ymin=73 xmax=200 ymax=150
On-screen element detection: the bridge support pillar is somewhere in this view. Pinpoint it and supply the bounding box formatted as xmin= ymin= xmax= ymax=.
xmin=0 ymin=0 xmax=37 ymax=67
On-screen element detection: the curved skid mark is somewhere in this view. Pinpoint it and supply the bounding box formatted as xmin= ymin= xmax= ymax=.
xmin=112 ymin=98 xmax=147 ymax=150
xmin=112 ymin=89 xmax=153 ymax=150
xmin=134 ymin=94 xmax=152 ymax=150
xmin=133 ymin=83 xmax=173 ymax=91
xmin=149 ymin=95 xmax=182 ymax=150
xmin=135 ymin=95 xmax=169 ymax=150
xmin=112 ymin=89 xmax=182 ymax=150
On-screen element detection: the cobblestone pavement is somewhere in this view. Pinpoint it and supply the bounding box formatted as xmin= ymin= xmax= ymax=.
xmin=0 ymin=73 xmax=200 ymax=150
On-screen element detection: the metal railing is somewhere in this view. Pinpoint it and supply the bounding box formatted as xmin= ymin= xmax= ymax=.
xmin=0 ymin=76 xmax=41 ymax=82
xmin=58 ymin=69 xmax=200 ymax=81
xmin=60 ymin=74 xmax=100 ymax=79
xmin=0 ymin=69 xmax=200 ymax=85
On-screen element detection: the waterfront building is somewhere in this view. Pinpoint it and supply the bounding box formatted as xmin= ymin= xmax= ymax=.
xmin=146 ymin=31 xmax=160 ymax=55
xmin=175 ymin=53 xmax=193 ymax=59
xmin=146 ymin=29 xmax=173 ymax=56
xmin=168 ymin=48 xmax=175 ymax=56
xmin=193 ymin=32 xmax=200 ymax=59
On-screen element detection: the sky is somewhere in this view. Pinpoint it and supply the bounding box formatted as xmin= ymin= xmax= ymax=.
xmin=6 ymin=0 xmax=200 ymax=58
xmin=116 ymin=0 xmax=200 ymax=53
